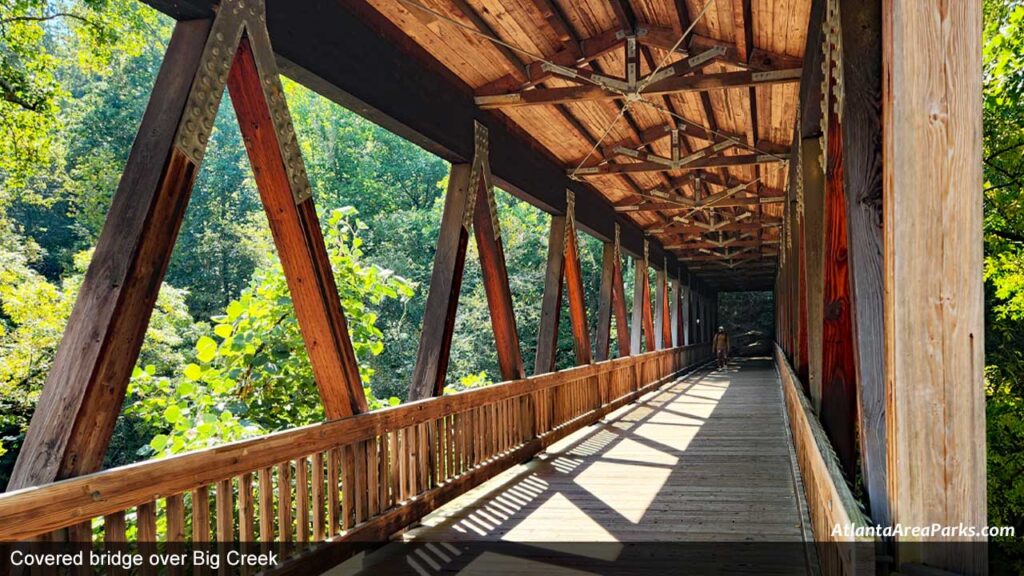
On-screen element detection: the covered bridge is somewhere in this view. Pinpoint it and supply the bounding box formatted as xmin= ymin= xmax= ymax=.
xmin=0 ymin=0 xmax=985 ymax=574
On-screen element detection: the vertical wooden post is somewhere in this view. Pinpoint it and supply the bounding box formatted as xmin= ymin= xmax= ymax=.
xmin=535 ymin=216 xmax=566 ymax=373
xmin=8 ymin=20 xmax=213 ymax=489
xmin=883 ymin=0 xmax=985 ymax=571
xmin=630 ymin=257 xmax=644 ymax=353
xmin=228 ymin=36 xmax=367 ymax=418
xmin=641 ymin=249 xmax=656 ymax=352
xmin=802 ymin=137 xmax=826 ymax=410
xmin=654 ymin=266 xmax=667 ymax=349
xmin=683 ymin=273 xmax=692 ymax=345
xmin=839 ymin=0 xmax=888 ymax=527
xmin=820 ymin=106 xmax=857 ymax=477
xmin=670 ymin=274 xmax=681 ymax=347
xmin=595 ymin=242 xmax=615 ymax=361
xmin=611 ymin=228 xmax=631 ymax=357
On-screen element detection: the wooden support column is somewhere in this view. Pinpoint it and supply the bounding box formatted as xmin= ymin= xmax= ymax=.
xmin=611 ymin=228 xmax=631 ymax=357
xmin=595 ymin=242 xmax=614 ymax=361
xmin=410 ymin=122 xmax=524 ymax=400
xmin=630 ymin=257 xmax=644 ymax=352
xmin=654 ymin=265 xmax=667 ymax=349
xmin=681 ymin=274 xmax=691 ymax=345
xmin=641 ymin=249 xmax=656 ymax=352
xmin=883 ymin=0 xmax=985 ymax=571
xmin=838 ymin=0 xmax=888 ymax=527
xmin=800 ymin=138 xmax=826 ymax=411
xmin=670 ymin=274 xmax=681 ymax=347
xmin=820 ymin=105 xmax=857 ymax=478
xmin=228 ymin=35 xmax=366 ymax=419
xmin=409 ymin=164 xmax=472 ymax=400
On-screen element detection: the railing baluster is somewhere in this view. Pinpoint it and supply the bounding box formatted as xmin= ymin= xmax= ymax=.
xmin=277 ymin=462 xmax=292 ymax=552
xmin=194 ymin=486 xmax=211 ymax=543
xmin=296 ymin=457 xmax=309 ymax=543
xmin=388 ymin=431 xmax=399 ymax=507
xmin=327 ymin=448 xmax=340 ymax=536
xmin=353 ymin=441 xmax=367 ymax=525
xmin=239 ymin=473 xmax=255 ymax=543
xmin=104 ymin=511 xmax=126 ymax=544
xmin=341 ymin=444 xmax=355 ymax=531
xmin=257 ymin=468 xmax=273 ymax=545
xmin=367 ymin=437 xmax=379 ymax=518
xmin=216 ymin=479 xmax=234 ymax=545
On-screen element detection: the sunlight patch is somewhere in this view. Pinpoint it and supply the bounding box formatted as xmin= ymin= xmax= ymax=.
xmin=573 ymin=461 xmax=672 ymax=523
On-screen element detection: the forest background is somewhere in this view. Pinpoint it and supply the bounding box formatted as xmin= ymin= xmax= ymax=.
xmin=0 ymin=0 xmax=1021 ymax=545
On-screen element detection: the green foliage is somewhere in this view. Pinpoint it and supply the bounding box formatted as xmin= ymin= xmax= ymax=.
xmin=983 ymin=1 xmax=1024 ymax=560
xmin=0 ymin=0 xmax=158 ymax=188
xmin=125 ymin=208 xmax=412 ymax=456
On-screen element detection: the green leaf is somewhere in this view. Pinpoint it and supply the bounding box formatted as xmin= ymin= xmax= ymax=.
xmin=196 ymin=335 xmax=218 ymax=363
xmin=163 ymin=405 xmax=183 ymax=424
xmin=149 ymin=435 xmax=169 ymax=453
xmin=183 ymin=363 xmax=203 ymax=382
xmin=214 ymin=323 xmax=233 ymax=339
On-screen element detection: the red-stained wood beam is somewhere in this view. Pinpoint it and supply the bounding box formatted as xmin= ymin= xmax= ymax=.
xmin=658 ymin=268 xmax=672 ymax=348
xmin=820 ymin=116 xmax=857 ymax=479
xmin=8 ymin=20 xmax=213 ymax=490
xmin=229 ymin=36 xmax=368 ymax=419
xmin=642 ymin=265 xmax=656 ymax=352
xmin=473 ymin=178 xmax=526 ymax=382
xmin=564 ymin=217 xmax=592 ymax=364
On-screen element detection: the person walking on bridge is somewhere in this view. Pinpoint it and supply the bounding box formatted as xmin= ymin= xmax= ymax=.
xmin=713 ymin=326 xmax=730 ymax=369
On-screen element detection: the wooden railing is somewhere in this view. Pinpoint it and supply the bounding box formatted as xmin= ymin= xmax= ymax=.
xmin=774 ymin=344 xmax=876 ymax=576
xmin=0 ymin=345 xmax=709 ymax=561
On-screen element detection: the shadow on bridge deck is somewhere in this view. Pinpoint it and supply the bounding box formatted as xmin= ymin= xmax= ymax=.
xmin=329 ymin=359 xmax=819 ymax=575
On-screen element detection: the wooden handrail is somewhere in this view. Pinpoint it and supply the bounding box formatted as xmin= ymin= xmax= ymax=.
xmin=774 ymin=344 xmax=875 ymax=576
xmin=0 ymin=344 xmax=710 ymax=544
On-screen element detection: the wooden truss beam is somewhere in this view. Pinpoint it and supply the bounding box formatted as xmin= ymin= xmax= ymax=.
xmin=632 ymin=26 xmax=803 ymax=72
xmin=11 ymin=2 xmax=370 ymax=488
xmin=595 ymin=227 xmax=632 ymax=361
xmin=535 ymin=192 xmax=593 ymax=373
xmin=410 ymin=124 xmax=525 ymax=400
xmin=574 ymin=153 xmax=788 ymax=176
xmin=228 ymin=35 xmax=368 ymax=420
xmin=475 ymin=68 xmax=801 ymax=109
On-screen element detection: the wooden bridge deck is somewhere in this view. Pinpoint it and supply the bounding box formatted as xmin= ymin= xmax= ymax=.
xmin=330 ymin=359 xmax=817 ymax=575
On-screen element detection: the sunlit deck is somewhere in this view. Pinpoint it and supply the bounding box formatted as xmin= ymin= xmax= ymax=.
xmin=334 ymin=360 xmax=817 ymax=574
